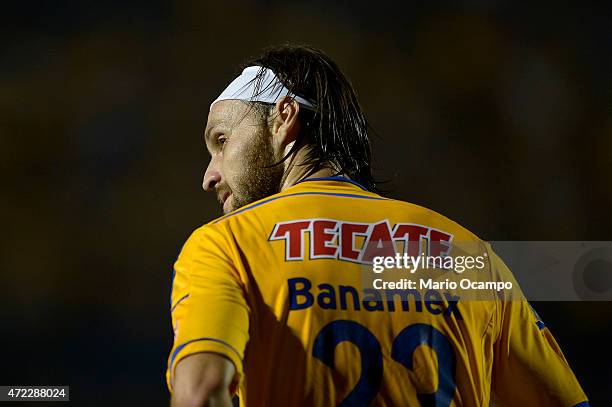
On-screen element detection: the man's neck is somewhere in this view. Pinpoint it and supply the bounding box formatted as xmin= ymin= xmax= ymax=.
xmin=280 ymin=165 xmax=340 ymax=191
xmin=279 ymin=145 xmax=345 ymax=191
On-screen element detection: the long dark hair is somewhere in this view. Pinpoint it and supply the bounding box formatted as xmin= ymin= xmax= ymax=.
xmin=241 ymin=44 xmax=377 ymax=192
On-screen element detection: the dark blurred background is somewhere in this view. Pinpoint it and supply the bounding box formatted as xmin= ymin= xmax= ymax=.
xmin=1 ymin=1 xmax=610 ymax=405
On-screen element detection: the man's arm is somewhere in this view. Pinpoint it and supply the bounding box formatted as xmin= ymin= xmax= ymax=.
xmin=487 ymin=248 xmax=588 ymax=406
xmin=172 ymin=353 xmax=235 ymax=407
xmin=167 ymin=226 xmax=249 ymax=402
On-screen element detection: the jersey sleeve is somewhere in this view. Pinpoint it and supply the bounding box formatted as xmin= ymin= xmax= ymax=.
xmin=488 ymin=249 xmax=589 ymax=407
xmin=166 ymin=225 xmax=250 ymax=394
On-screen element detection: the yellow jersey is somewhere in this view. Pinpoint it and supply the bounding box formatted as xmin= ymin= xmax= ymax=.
xmin=167 ymin=177 xmax=588 ymax=406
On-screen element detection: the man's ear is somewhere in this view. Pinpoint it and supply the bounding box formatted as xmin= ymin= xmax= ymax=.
xmin=271 ymin=96 xmax=301 ymax=149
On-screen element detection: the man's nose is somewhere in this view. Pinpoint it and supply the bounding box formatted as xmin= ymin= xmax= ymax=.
xmin=202 ymin=160 xmax=222 ymax=191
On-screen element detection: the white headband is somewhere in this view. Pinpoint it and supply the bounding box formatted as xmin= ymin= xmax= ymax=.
xmin=210 ymin=66 xmax=315 ymax=111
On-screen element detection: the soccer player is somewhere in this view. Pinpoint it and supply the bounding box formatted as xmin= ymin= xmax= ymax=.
xmin=167 ymin=45 xmax=589 ymax=406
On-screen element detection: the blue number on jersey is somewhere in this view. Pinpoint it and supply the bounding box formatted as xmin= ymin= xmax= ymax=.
xmin=313 ymin=321 xmax=456 ymax=406
xmin=392 ymin=324 xmax=456 ymax=407
xmin=313 ymin=320 xmax=383 ymax=406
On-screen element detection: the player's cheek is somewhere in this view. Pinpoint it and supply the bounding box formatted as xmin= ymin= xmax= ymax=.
xmin=224 ymin=142 xmax=248 ymax=183
xmin=221 ymin=153 xmax=240 ymax=193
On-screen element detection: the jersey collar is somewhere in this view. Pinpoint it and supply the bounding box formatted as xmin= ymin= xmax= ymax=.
xmin=292 ymin=176 xmax=369 ymax=191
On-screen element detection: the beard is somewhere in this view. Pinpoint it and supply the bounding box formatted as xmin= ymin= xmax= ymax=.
xmin=223 ymin=130 xmax=284 ymax=213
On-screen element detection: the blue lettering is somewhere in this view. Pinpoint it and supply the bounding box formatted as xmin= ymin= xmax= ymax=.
xmin=289 ymin=277 xmax=314 ymax=310
xmin=424 ymin=290 xmax=443 ymax=315
xmin=317 ymin=284 xmax=337 ymax=309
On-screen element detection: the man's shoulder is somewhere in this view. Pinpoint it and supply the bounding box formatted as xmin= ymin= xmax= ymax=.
xmin=393 ymin=199 xmax=482 ymax=241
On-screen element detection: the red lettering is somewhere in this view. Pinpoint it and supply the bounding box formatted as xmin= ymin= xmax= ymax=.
xmin=270 ymin=221 xmax=311 ymax=260
xmin=429 ymin=229 xmax=452 ymax=257
xmin=393 ymin=224 xmax=428 ymax=256
xmin=312 ymin=220 xmax=338 ymax=257
xmin=361 ymin=221 xmax=396 ymax=262
xmin=271 ymin=219 xmax=454 ymax=264
xmin=340 ymin=223 xmax=369 ymax=260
